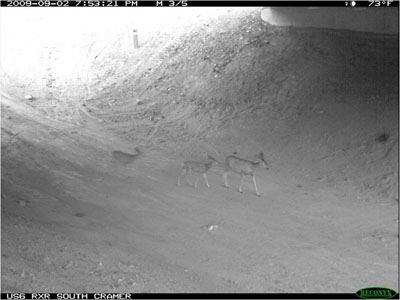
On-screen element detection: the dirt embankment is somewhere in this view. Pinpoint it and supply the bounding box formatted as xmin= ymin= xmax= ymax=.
xmin=86 ymin=10 xmax=398 ymax=204
xmin=1 ymin=8 xmax=398 ymax=293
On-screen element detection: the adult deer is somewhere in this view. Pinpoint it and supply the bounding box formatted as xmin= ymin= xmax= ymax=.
xmin=177 ymin=155 xmax=217 ymax=188
xmin=217 ymin=152 xmax=269 ymax=197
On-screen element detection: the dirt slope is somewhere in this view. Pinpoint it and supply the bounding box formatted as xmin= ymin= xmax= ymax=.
xmin=1 ymin=8 xmax=398 ymax=293
xmin=86 ymin=10 xmax=398 ymax=204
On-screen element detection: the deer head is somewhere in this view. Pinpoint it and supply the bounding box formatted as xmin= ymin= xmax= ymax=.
xmin=256 ymin=152 xmax=269 ymax=169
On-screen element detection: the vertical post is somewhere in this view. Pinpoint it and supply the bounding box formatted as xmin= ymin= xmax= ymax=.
xmin=133 ymin=29 xmax=139 ymax=48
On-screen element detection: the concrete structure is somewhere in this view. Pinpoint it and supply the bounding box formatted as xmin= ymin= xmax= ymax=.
xmin=261 ymin=7 xmax=398 ymax=35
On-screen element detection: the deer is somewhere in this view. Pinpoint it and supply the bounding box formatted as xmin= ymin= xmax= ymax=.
xmin=212 ymin=152 xmax=269 ymax=197
xmin=177 ymin=155 xmax=217 ymax=188
xmin=112 ymin=147 xmax=143 ymax=165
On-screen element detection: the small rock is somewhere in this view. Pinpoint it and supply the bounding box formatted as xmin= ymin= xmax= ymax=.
xmin=24 ymin=95 xmax=34 ymax=100
xmin=18 ymin=200 xmax=27 ymax=207
xmin=44 ymin=256 xmax=51 ymax=265
xmin=96 ymin=262 xmax=104 ymax=270
xmin=206 ymin=224 xmax=218 ymax=231
xmin=49 ymin=130 xmax=60 ymax=137
xmin=63 ymin=260 xmax=73 ymax=269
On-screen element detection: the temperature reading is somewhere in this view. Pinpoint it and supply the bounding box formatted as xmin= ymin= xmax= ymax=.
xmin=369 ymin=0 xmax=393 ymax=6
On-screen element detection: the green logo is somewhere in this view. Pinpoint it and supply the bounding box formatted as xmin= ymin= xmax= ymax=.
xmin=356 ymin=287 xmax=398 ymax=299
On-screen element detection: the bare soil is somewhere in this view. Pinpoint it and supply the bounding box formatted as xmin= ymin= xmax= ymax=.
xmin=1 ymin=8 xmax=398 ymax=293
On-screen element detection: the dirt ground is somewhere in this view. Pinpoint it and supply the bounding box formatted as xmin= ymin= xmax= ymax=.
xmin=1 ymin=8 xmax=398 ymax=293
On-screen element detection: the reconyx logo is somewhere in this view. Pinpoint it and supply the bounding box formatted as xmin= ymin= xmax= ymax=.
xmin=356 ymin=287 xmax=398 ymax=299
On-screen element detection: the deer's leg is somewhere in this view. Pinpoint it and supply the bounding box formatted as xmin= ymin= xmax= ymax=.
xmin=177 ymin=168 xmax=186 ymax=186
xmin=203 ymin=173 xmax=210 ymax=188
xmin=223 ymin=172 xmax=229 ymax=188
xmin=194 ymin=175 xmax=199 ymax=188
xmin=252 ymin=175 xmax=260 ymax=197
xmin=186 ymin=169 xmax=193 ymax=185
xmin=239 ymin=173 xmax=244 ymax=193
